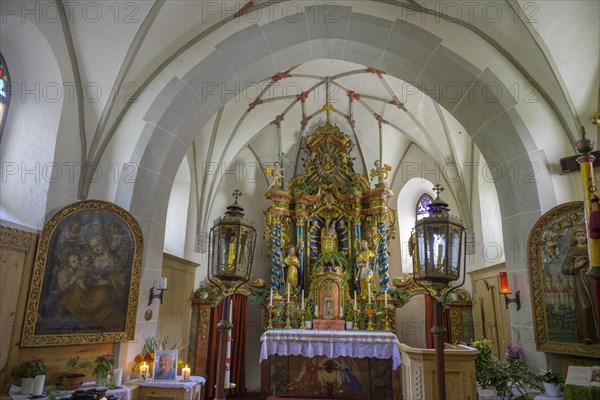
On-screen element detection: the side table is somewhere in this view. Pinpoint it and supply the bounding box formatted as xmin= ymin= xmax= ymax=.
xmin=124 ymin=376 xmax=205 ymax=400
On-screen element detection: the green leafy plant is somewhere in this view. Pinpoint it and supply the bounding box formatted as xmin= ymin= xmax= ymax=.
xmin=471 ymin=340 xmax=542 ymax=399
xmin=191 ymin=284 xmax=221 ymax=302
xmin=536 ymin=369 xmax=563 ymax=385
xmin=12 ymin=358 xmax=48 ymax=379
xmin=388 ymin=289 xmax=409 ymax=305
xmin=304 ymin=306 xmax=314 ymax=321
xmin=93 ymin=354 xmax=116 ymax=387
xmin=344 ymin=306 xmax=354 ymax=322
xmin=64 ymin=357 xmax=93 ymax=376
xmin=249 ymin=288 xmax=270 ymax=307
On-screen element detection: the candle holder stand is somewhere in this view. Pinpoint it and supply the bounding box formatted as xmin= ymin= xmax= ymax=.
xmin=300 ymin=309 xmax=306 ymax=329
xmin=285 ymin=302 xmax=292 ymax=329
xmin=352 ymin=309 xmax=359 ymax=331
xmin=384 ymin=306 xmax=391 ymax=331
xmin=266 ymin=305 xmax=274 ymax=329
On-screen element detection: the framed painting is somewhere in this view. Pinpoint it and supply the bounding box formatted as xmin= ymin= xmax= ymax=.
xmin=528 ymin=201 xmax=599 ymax=357
xmin=21 ymin=200 xmax=143 ymax=346
xmin=153 ymin=350 xmax=178 ymax=381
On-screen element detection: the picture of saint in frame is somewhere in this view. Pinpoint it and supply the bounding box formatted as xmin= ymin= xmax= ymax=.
xmin=22 ymin=200 xmax=143 ymax=346
xmin=529 ymin=202 xmax=599 ymax=357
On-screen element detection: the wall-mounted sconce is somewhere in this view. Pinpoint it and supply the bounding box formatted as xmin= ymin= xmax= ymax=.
xmin=499 ymin=272 xmax=520 ymax=310
xmin=148 ymin=277 xmax=168 ymax=306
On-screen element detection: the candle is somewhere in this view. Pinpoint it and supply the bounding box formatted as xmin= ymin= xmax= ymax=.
xmin=315 ymin=304 xmax=318 ymax=317
xmin=368 ymin=287 xmax=371 ymax=304
xmin=354 ymin=291 xmax=357 ymax=310
xmin=113 ymin=368 xmax=123 ymax=387
xmin=140 ymin=362 xmax=149 ymax=381
xmin=287 ymin=286 xmax=290 ymax=302
xmin=340 ymin=305 xmax=343 ymax=318
xmin=437 ymin=243 xmax=443 ymax=266
xmin=269 ymin=288 xmax=273 ymax=306
xmin=162 ymin=277 xmax=168 ymax=289
xmin=182 ymin=365 xmax=191 ymax=381
xmin=301 ymin=290 xmax=305 ymax=309
xmin=385 ymin=292 xmax=388 ymax=308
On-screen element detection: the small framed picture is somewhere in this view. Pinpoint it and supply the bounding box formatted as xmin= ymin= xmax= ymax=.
xmin=153 ymin=350 xmax=178 ymax=381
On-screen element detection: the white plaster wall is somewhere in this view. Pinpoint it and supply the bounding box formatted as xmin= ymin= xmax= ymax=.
xmin=164 ymin=157 xmax=191 ymax=257
xmin=0 ymin=16 xmax=62 ymax=229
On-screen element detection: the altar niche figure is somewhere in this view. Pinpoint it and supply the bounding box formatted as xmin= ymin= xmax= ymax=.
xmin=321 ymin=220 xmax=338 ymax=253
xmin=283 ymin=245 xmax=300 ymax=292
xmin=356 ymin=240 xmax=375 ymax=300
xmin=309 ymin=219 xmax=321 ymax=265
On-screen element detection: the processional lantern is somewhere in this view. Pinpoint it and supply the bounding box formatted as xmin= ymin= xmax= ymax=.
xmin=208 ymin=189 xmax=256 ymax=293
xmin=414 ymin=184 xmax=466 ymax=291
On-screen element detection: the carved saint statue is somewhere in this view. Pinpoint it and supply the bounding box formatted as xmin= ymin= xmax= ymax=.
xmin=369 ymin=160 xmax=392 ymax=187
xmin=264 ymin=161 xmax=284 ymax=190
xmin=321 ymin=220 xmax=338 ymax=253
xmin=283 ymin=246 xmax=300 ymax=291
xmin=356 ymin=240 xmax=376 ymax=300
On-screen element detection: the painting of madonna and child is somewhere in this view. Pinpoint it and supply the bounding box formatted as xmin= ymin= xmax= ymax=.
xmin=22 ymin=200 xmax=143 ymax=346
xmin=533 ymin=205 xmax=598 ymax=347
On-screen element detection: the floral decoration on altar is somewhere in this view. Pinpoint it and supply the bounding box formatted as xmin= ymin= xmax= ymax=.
xmin=132 ymin=337 xmax=186 ymax=373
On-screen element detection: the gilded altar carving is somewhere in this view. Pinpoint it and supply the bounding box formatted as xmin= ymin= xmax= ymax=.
xmin=263 ymin=123 xmax=396 ymax=325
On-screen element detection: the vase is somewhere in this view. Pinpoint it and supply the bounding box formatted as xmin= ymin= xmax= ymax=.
xmin=95 ymin=371 xmax=113 ymax=388
xmin=345 ymin=321 xmax=353 ymax=330
xmin=32 ymin=375 xmax=45 ymax=397
xmin=543 ymin=382 xmax=562 ymax=398
xmin=21 ymin=378 xmax=35 ymax=395
xmin=305 ymin=321 xmax=312 ymax=329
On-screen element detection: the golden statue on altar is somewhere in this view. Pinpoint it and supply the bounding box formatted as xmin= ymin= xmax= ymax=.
xmin=263 ymin=123 xmax=396 ymax=330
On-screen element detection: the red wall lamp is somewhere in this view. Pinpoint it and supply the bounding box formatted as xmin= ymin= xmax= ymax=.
xmin=499 ymin=272 xmax=521 ymax=310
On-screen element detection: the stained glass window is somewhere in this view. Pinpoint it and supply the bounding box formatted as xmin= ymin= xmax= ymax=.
xmin=0 ymin=52 xmax=10 ymax=141
xmin=416 ymin=194 xmax=433 ymax=220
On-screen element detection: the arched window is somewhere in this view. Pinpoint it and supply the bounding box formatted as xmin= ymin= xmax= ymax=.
xmin=0 ymin=52 xmax=10 ymax=141
xmin=416 ymin=193 xmax=433 ymax=220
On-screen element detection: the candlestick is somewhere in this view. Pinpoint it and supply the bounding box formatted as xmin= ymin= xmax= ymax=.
xmin=354 ymin=291 xmax=357 ymax=310
xmin=301 ymin=290 xmax=305 ymax=309
xmin=182 ymin=365 xmax=191 ymax=381
xmin=270 ymin=287 xmax=273 ymax=306
xmin=266 ymin=304 xmax=274 ymax=329
xmin=285 ymin=302 xmax=292 ymax=329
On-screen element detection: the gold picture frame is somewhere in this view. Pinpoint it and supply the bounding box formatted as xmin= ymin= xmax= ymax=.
xmin=528 ymin=201 xmax=599 ymax=357
xmin=21 ymin=200 xmax=143 ymax=346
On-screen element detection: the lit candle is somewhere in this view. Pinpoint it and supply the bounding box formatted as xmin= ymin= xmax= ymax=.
xmin=182 ymin=365 xmax=191 ymax=381
xmin=269 ymin=288 xmax=273 ymax=306
xmin=287 ymin=286 xmax=290 ymax=302
xmin=354 ymin=291 xmax=357 ymax=310
xmin=140 ymin=362 xmax=149 ymax=381
xmin=385 ymin=292 xmax=388 ymax=308
xmin=301 ymin=290 xmax=305 ymax=309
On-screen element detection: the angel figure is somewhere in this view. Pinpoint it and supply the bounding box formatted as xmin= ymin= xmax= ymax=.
xmin=369 ymin=160 xmax=392 ymax=187
xmin=264 ymin=161 xmax=284 ymax=190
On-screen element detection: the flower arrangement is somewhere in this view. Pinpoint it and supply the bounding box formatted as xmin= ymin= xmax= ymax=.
xmin=132 ymin=337 xmax=186 ymax=373
xmin=93 ymin=354 xmax=116 ymax=386
xmin=12 ymin=358 xmax=48 ymax=379
xmin=536 ymin=369 xmax=564 ymax=385
xmin=470 ymin=339 xmax=542 ymax=399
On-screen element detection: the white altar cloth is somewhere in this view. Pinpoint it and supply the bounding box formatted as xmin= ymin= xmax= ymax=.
xmin=260 ymin=329 xmax=402 ymax=369
xmin=9 ymin=382 xmax=131 ymax=400
xmin=124 ymin=376 xmax=205 ymax=391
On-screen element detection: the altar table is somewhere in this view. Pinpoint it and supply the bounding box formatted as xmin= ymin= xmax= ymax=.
xmin=260 ymin=329 xmax=401 ymax=399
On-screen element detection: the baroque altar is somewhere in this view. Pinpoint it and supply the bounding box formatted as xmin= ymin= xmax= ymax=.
xmin=263 ymin=123 xmax=397 ymax=330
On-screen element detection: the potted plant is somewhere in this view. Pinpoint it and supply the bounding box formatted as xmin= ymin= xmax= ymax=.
xmin=304 ymin=306 xmax=313 ymax=329
xmin=57 ymin=357 xmax=93 ymax=390
xmin=344 ymin=307 xmax=354 ymax=330
xmin=536 ymin=369 xmax=563 ymax=397
xmin=93 ymin=354 xmax=116 ymax=388
xmin=12 ymin=358 xmax=48 ymax=394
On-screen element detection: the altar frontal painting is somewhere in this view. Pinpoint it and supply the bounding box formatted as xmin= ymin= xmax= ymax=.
xmin=528 ymin=201 xmax=599 ymax=357
xmin=21 ymin=200 xmax=143 ymax=346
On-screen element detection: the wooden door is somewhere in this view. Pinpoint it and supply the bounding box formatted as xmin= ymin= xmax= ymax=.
xmin=469 ymin=264 xmax=512 ymax=360
xmin=156 ymin=253 xmax=198 ymax=358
